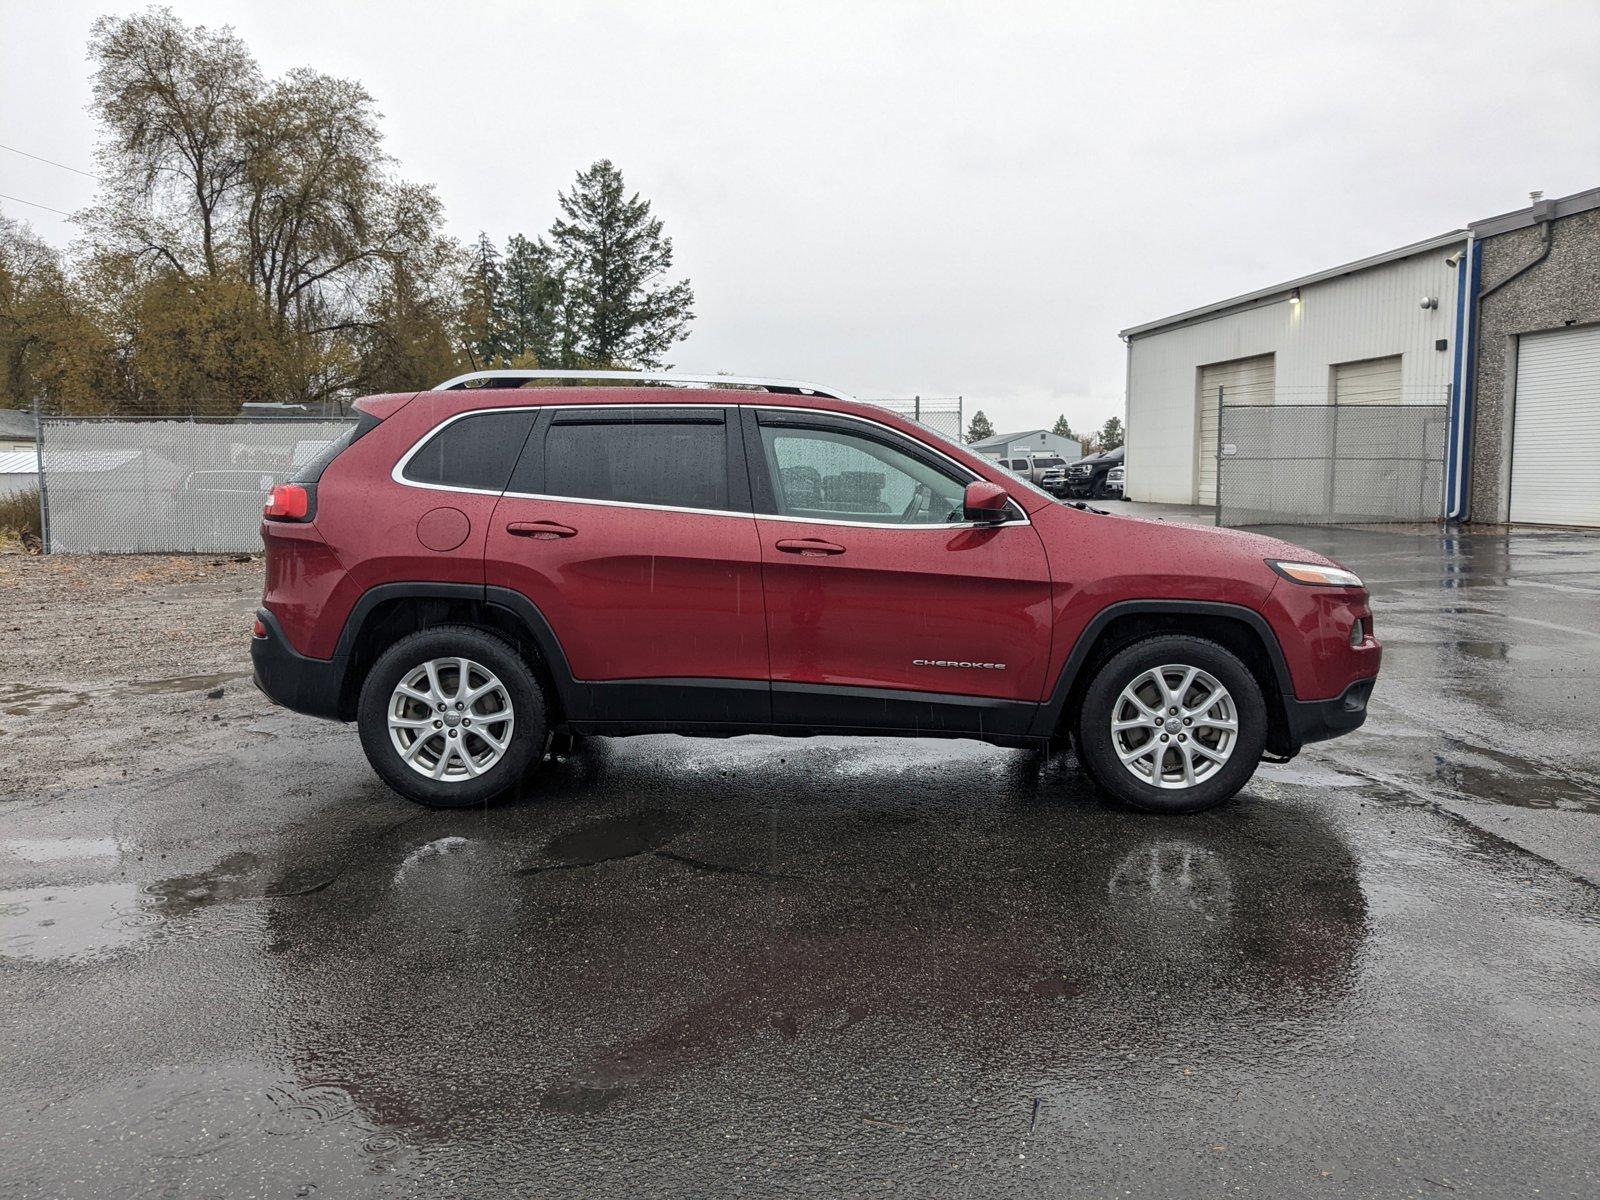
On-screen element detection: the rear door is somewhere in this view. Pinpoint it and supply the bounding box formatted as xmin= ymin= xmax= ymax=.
xmin=486 ymin=404 xmax=769 ymax=723
xmin=745 ymin=408 xmax=1053 ymax=728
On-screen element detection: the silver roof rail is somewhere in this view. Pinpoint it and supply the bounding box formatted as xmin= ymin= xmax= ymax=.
xmin=431 ymin=369 xmax=855 ymax=401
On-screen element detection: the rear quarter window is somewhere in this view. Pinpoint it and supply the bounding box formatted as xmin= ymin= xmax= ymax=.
xmin=402 ymin=410 xmax=538 ymax=492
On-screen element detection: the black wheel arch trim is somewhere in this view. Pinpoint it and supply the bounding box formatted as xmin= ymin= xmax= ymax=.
xmin=1029 ymin=599 xmax=1298 ymax=740
xmin=314 ymin=582 xmax=586 ymax=721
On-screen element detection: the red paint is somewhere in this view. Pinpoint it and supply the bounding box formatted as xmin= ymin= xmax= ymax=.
xmin=416 ymin=507 xmax=470 ymax=553
xmin=259 ymin=386 xmax=1380 ymax=706
xmin=487 ymin=497 xmax=768 ymax=682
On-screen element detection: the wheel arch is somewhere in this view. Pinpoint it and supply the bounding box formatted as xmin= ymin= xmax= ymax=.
xmin=1034 ymin=600 xmax=1300 ymax=757
xmin=333 ymin=583 xmax=582 ymax=722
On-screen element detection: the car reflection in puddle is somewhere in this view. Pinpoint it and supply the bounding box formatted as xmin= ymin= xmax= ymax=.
xmin=244 ymin=740 xmax=1368 ymax=1145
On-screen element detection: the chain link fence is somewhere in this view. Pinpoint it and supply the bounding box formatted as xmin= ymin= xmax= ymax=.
xmin=38 ymin=417 xmax=353 ymax=553
xmin=1216 ymin=403 xmax=1447 ymax=527
xmin=36 ymin=395 xmax=966 ymax=554
xmin=862 ymin=396 xmax=964 ymax=444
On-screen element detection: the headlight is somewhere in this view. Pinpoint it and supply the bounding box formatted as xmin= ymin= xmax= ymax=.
xmin=1268 ymin=560 xmax=1363 ymax=588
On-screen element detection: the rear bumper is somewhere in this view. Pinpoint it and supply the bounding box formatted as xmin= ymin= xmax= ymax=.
xmin=1283 ymin=676 xmax=1374 ymax=749
xmin=251 ymin=608 xmax=347 ymax=721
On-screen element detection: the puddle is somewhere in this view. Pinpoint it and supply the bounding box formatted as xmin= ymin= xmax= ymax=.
xmin=1107 ymin=842 xmax=1235 ymax=916
xmin=1258 ymin=760 xmax=1368 ymax=789
xmin=119 ymin=671 xmax=246 ymax=697
xmin=0 ymin=882 xmax=160 ymax=961
xmin=532 ymin=809 xmax=690 ymax=870
xmin=0 ymin=671 xmax=245 ymax=721
xmin=4 ymin=837 xmax=122 ymax=862
xmin=1433 ymin=740 xmax=1600 ymax=813
xmin=393 ymin=837 xmax=472 ymax=883
xmin=5 ymin=1066 xmax=420 ymax=1195
xmin=145 ymin=851 xmax=335 ymax=914
xmin=0 ymin=682 xmax=88 ymax=718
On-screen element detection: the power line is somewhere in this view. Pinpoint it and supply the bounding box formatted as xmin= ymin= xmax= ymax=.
xmin=0 ymin=142 xmax=101 ymax=180
xmin=0 ymin=192 xmax=74 ymax=216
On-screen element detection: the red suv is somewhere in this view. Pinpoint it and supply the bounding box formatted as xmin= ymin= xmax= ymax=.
xmin=252 ymin=371 xmax=1379 ymax=814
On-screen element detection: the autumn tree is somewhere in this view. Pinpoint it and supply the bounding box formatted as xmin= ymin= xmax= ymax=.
xmin=548 ymin=159 xmax=694 ymax=368
xmin=78 ymin=7 xmax=462 ymax=409
xmin=0 ymin=216 xmax=122 ymax=413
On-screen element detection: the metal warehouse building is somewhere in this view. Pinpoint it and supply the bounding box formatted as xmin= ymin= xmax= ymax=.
xmin=1120 ymin=231 xmax=1468 ymax=518
xmin=1121 ymin=185 xmax=1600 ymax=528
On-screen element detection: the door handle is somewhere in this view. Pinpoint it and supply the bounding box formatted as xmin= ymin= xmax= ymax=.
xmin=776 ymin=538 xmax=845 ymax=556
xmin=507 ymin=520 xmax=577 ymax=540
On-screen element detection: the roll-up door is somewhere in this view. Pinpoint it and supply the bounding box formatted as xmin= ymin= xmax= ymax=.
xmin=1510 ymin=326 xmax=1600 ymax=526
xmin=1197 ymin=355 xmax=1274 ymax=506
xmin=1333 ymin=355 xmax=1402 ymax=405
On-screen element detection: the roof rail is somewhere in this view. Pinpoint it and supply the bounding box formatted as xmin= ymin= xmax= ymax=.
xmin=431 ymin=369 xmax=855 ymax=401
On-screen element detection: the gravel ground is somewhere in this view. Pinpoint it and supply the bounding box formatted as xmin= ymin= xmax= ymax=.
xmin=0 ymin=553 xmax=285 ymax=801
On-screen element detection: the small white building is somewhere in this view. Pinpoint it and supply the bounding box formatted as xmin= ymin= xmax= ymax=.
xmin=1120 ymin=231 xmax=1468 ymax=506
xmin=0 ymin=450 xmax=39 ymax=498
xmin=969 ymin=428 xmax=1084 ymax=463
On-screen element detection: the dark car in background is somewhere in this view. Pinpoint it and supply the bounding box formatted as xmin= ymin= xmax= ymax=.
xmin=1065 ymin=446 xmax=1124 ymax=499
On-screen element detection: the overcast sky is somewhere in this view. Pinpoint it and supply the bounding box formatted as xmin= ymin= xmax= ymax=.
xmin=4 ymin=1 xmax=1599 ymax=433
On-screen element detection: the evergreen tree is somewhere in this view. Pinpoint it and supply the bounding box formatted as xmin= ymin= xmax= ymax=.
xmin=548 ymin=159 xmax=694 ymax=368
xmin=1051 ymin=413 xmax=1076 ymax=441
xmin=500 ymin=233 xmax=562 ymax=366
xmin=965 ymin=410 xmax=995 ymax=443
xmin=1097 ymin=415 xmax=1125 ymax=450
xmin=461 ymin=232 xmax=507 ymax=367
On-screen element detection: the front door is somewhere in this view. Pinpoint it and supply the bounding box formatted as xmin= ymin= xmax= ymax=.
xmin=744 ymin=408 xmax=1053 ymax=730
xmin=486 ymin=404 xmax=769 ymax=724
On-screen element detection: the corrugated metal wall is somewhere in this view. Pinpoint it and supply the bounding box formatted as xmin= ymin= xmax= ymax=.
xmin=1126 ymin=246 xmax=1462 ymax=505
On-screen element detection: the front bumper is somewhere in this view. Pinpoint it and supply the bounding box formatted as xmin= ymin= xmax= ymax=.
xmin=1282 ymin=676 xmax=1374 ymax=750
xmin=251 ymin=608 xmax=348 ymax=721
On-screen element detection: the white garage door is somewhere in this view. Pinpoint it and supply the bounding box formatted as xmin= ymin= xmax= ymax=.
xmin=1197 ymin=355 xmax=1274 ymax=506
xmin=1510 ymin=325 xmax=1600 ymax=527
xmin=1333 ymin=355 xmax=1402 ymax=405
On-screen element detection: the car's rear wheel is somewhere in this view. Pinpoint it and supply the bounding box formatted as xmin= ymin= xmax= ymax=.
xmin=1075 ymin=634 xmax=1266 ymax=814
xmin=357 ymin=625 xmax=546 ymax=808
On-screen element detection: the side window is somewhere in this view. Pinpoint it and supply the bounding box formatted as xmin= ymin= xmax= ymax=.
xmin=760 ymin=423 xmax=969 ymax=524
xmin=402 ymin=410 xmax=536 ymax=492
xmin=543 ymin=413 xmax=729 ymax=511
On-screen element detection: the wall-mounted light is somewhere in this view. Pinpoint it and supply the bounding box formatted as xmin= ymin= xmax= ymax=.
xmin=1419 ymin=296 xmax=1438 ymax=310
xmin=1288 ymin=288 xmax=1301 ymax=304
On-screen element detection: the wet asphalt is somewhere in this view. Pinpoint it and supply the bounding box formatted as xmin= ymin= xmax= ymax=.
xmin=3 ymin=520 xmax=1600 ymax=1198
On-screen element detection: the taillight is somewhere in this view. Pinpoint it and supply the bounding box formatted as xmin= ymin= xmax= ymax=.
xmin=264 ymin=484 xmax=310 ymax=520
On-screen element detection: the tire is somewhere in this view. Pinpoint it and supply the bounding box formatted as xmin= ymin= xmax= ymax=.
xmin=357 ymin=624 xmax=547 ymax=808
xmin=1074 ymin=634 xmax=1267 ymax=814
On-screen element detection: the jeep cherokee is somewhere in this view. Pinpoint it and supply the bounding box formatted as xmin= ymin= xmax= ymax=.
xmin=252 ymin=371 xmax=1379 ymax=814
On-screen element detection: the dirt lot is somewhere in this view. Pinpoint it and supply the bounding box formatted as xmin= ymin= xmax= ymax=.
xmin=0 ymin=553 xmax=298 ymax=800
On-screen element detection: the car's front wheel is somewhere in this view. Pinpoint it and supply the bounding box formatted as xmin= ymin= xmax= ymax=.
xmin=357 ymin=625 xmax=546 ymax=808
xmin=1074 ymin=634 xmax=1267 ymax=814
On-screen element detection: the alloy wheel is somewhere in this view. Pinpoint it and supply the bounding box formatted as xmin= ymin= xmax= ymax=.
xmin=1110 ymin=663 xmax=1238 ymax=790
xmin=387 ymin=657 xmax=515 ymax=782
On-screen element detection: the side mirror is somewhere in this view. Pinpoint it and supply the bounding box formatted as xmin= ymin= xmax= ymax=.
xmin=963 ymin=480 xmax=1011 ymax=523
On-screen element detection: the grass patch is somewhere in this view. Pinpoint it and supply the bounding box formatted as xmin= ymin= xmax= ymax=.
xmin=0 ymin=486 xmax=42 ymax=550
